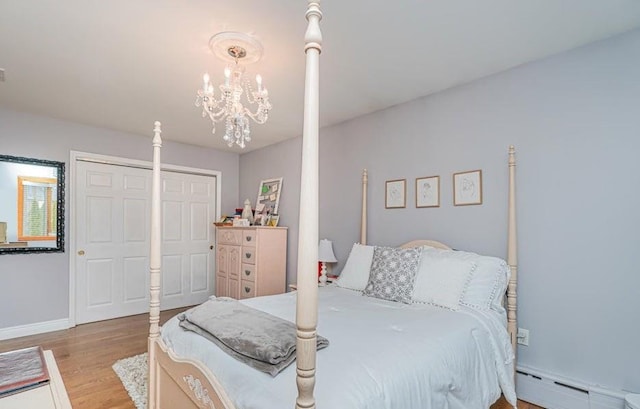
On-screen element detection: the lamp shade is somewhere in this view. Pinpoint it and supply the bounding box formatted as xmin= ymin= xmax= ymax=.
xmin=318 ymin=239 xmax=337 ymax=263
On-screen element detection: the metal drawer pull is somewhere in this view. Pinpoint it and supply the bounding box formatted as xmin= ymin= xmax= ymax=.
xmin=245 ymin=270 xmax=251 ymax=276
xmin=245 ymin=287 xmax=251 ymax=293
xmin=245 ymin=253 xmax=251 ymax=259
xmin=246 ymin=236 xmax=252 ymax=242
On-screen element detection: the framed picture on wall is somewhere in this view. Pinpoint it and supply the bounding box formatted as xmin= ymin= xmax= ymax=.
xmin=453 ymin=169 xmax=482 ymax=206
xmin=415 ymin=176 xmax=440 ymax=208
xmin=385 ymin=179 xmax=406 ymax=209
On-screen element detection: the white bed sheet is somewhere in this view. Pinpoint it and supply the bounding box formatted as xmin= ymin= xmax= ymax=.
xmin=161 ymin=285 xmax=516 ymax=409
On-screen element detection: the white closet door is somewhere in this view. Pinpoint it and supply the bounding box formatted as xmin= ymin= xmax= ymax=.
xmin=75 ymin=161 xmax=216 ymax=324
xmin=160 ymin=171 xmax=216 ymax=309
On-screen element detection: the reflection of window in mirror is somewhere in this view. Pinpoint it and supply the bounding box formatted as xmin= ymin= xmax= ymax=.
xmin=17 ymin=176 xmax=57 ymax=241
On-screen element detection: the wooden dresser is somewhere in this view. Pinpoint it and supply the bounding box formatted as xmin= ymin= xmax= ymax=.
xmin=215 ymin=226 xmax=287 ymax=299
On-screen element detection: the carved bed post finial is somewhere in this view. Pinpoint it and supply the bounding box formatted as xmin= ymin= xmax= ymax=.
xmin=153 ymin=121 xmax=162 ymax=145
xmin=507 ymin=145 xmax=518 ymax=371
xmin=304 ymin=2 xmax=323 ymax=54
xmin=296 ymin=2 xmax=322 ymax=409
xmin=148 ymin=121 xmax=163 ymax=409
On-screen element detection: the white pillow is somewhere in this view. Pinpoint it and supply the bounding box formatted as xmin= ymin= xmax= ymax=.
xmin=335 ymin=243 xmax=374 ymax=291
xmin=464 ymin=255 xmax=510 ymax=312
xmin=412 ymin=248 xmax=476 ymax=310
xmin=419 ymin=248 xmax=510 ymax=311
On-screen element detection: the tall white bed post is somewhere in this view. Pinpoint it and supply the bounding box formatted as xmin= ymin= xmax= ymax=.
xmin=507 ymin=145 xmax=518 ymax=357
xmin=295 ymin=2 xmax=323 ymax=409
xmin=361 ymin=169 xmax=368 ymax=245
xmin=148 ymin=121 xmax=162 ymax=409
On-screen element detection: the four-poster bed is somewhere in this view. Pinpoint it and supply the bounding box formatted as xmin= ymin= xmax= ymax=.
xmin=146 ymin=1 xmax=519 ymax=408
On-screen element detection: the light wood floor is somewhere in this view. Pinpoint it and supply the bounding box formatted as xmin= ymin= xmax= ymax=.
xmin=0 ymin=310 xmax=543 ymax=409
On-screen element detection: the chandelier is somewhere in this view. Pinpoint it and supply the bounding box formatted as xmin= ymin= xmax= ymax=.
xmin=195 ymin=32 xmax=271 ymax=149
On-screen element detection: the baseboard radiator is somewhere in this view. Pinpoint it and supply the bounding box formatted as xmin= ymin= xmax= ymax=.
xmin=516 ymin=365 xmax=627 ymax=409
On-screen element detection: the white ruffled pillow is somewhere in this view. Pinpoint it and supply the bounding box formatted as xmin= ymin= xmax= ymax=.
xmin=412 ymin=248 xmax=476 ymax=310
xmin=335 ymin=243 xmax=374 ymax=291
xmin=415 ymin=248 xmax=510 ymax=312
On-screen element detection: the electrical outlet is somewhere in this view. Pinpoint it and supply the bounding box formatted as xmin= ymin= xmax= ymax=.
xmin=517 ymin=328 xmax=530 ymax=346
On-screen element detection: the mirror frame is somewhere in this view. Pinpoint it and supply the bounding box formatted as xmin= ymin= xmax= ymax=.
xmin=0 ymin=154 xmax=65 ymax=255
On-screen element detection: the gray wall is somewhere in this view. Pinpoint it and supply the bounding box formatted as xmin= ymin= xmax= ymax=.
xmin=239 ymin=29 xmax=640 ymax=394
xmin=239 ymin=137 xmax=302 ymax=282
xmin=0 ymin=109 xmax=239 ymax=328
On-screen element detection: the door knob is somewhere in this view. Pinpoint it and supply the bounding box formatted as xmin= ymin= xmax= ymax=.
xmin=78 ymin=250 xmax=85 ymax=256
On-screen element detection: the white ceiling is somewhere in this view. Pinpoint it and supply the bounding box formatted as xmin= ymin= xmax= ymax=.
xmin=1 ymin=0 xmax=640 ymax=153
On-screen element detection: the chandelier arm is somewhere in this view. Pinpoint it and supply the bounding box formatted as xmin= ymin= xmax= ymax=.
xmin=244 ymin=108 xmax=269 ymax=124
xmin=203 ymin=107 xmax=230 ymax=122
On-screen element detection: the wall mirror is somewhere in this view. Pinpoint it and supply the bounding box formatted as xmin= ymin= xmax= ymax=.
xmin=0 ymin=154 xmax=65 ymax=254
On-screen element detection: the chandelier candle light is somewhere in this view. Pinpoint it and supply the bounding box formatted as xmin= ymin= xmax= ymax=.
xmin=196 ymin=32 xmax=272 ymax=149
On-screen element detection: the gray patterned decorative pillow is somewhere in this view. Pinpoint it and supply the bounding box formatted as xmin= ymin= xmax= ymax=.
xmin=363 ymin=246 xmax=422 ymax=303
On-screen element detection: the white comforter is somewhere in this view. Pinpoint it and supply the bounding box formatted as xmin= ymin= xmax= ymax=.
xmin=161 ymin=286 xmax=516 ymax=409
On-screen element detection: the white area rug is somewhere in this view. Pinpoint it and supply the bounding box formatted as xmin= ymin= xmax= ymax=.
xmin=112 ymin=353 xmax=147 ymax=409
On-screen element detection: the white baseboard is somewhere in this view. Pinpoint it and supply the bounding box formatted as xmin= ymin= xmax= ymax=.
xmin=517 ymin=365 xmax=627 ymax=409
xmin=0 ymin=318 xmax=71 ymax=341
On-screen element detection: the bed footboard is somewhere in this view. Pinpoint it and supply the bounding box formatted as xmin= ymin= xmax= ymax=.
xmin=151 ymin=339 xmax=236 ymax=409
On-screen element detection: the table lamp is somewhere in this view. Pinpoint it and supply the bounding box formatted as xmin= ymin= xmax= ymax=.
xmin=318 ymin=239 xmax=337 ymax=286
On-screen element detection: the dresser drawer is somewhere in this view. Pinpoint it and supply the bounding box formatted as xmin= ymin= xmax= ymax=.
xmin=241 ymin=263 xmax=255 ymax=282
xmin=242 ymin=229 xmax=256 ymax=246
xmin=240 ymin=280 xmax=256 ymax=299
xmin=242 ymin=247 xmax=256 ymax=264
xmin=217 ymin=229 xmax=242 ymax=245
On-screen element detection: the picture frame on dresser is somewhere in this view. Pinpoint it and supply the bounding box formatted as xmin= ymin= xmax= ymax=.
xmin=453 ymin=169 xmax=483 ymax=206
xmin=385 ymin=179 xmax=406 ymax=209
xmin=255 ymin=177 xmax=283 ymax=216
xmin=416 ymin=175 xmax=440 ymax=208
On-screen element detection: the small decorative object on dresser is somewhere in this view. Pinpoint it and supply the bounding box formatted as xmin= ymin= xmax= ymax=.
xmin=385 ymin=179 xmax=406 ymax=209
xmin=268 ymin=214 xmax=280 ymax=227
xmin=232 ymin=218 xmax=250 ymax=227
xmin=241 ymin=199 xmax=254 ymax=225
xmin=416 ymin=175 xmax=440 ymax=208
xmin=214 ymin=216 xmax=234 ymax=227
xmin=453 ymin=169 xmax=483 ymax=206
xmin=215 ymin=226 xmax=287 ymax=299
